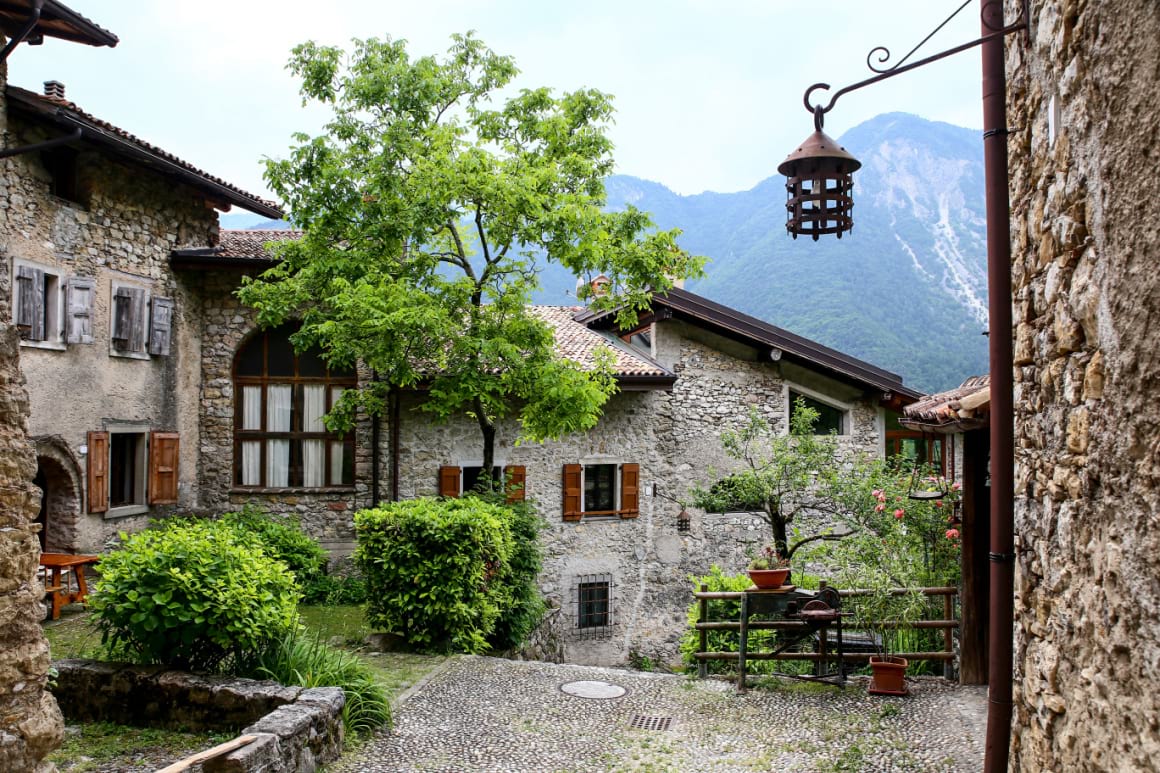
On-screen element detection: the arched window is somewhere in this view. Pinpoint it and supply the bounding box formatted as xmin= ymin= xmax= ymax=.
xmin=233 ymin=325 xmax=356 ymax=489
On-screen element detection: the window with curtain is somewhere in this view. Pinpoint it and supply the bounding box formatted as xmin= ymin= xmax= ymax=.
xmin=233 ymin=325 xmax=356 ymax=489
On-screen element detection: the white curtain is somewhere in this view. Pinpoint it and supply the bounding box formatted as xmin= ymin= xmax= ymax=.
xmin=241 ymin=386 xmax=263 ymax=486
xmin=330 ymin=387 xmax=346 ymax=485
xmin=266 ymin=384 xmax=292 ymax=487
xmin=302 ymin=385 xmax=326 ymax=487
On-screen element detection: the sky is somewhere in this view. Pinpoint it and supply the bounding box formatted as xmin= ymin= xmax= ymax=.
xmin=8 ymin=0 xmax=987 ymax=211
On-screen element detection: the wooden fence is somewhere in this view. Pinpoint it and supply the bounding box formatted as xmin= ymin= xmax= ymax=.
xmin=692 ymin=584 xmax=959 ymax=680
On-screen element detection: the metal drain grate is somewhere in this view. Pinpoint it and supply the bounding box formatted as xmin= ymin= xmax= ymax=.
xmin=629 ymin=714 xmax=674 ymax=731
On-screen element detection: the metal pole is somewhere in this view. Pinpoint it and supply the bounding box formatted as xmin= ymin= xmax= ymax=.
xmin=980 ymin=0 xmax=1016 ymax=769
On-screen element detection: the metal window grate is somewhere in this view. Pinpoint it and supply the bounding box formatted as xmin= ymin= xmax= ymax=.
xmin=629 ymin=714 xmax=674 ymax=731
xmin=574 ymin=574 xmax=613 ymax=640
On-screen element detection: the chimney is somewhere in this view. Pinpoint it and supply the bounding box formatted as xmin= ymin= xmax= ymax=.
xmin=44 ymin=81 xmax=66 ymax=100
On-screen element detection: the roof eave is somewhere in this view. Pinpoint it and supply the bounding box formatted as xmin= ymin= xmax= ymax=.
xmin=0 ymin=0 xmax=118 ymax=47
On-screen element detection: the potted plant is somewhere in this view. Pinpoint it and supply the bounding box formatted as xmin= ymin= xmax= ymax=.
xmin=854 ymin=571 xmax=927 ymax=696
xmin=747 ymin=545 xmax=791 ymax=589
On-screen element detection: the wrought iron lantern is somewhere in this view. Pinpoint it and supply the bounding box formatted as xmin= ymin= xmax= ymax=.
xmin=778 ymin=107 xmax=861 ymax=241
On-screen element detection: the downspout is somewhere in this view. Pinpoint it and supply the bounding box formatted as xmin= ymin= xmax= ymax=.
xmin=0 ymin=0 xmax=44 ymax=62
xmin=390 ymin=387 xmax=400 ymax=501
xmin=981 ymin=2 xmax=1016 ymax=770
xmin=0 ymin=126 xmax=81 ymax=159
xmin=371 ymin=371 xmax=381 ymax=507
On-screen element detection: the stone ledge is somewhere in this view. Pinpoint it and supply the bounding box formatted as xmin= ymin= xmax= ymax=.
xmin=52 ymin=660 xmax=344 ymax=772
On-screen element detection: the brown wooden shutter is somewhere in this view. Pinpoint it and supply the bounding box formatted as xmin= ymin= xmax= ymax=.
xmin=438 ymin=465 xmax=461 ymax=498
xmin=148 ymin=432 xmax=180 ymax=504
xmin=619 ymin=463 xmax=640 ymax=518
xmin=111 ymin=287 xmax=132 ymax=349
xmin=65 ymin=277 xmax=95 ymax=344
xmin=148 ymin=297 xmax=174 ymax=356
xmin=87 ymin=431 xmax=109 ymax=513
xmin=504 ymin=465 xmax=526 ymax=503
xmin=562 ymin=463 xmax=582 ymax=521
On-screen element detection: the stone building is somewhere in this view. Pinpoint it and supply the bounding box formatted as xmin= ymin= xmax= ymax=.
xmin=177 ymin=230 xmax=923 ymax=664
xmin=2 ymin=74 xmax=280 ymax=556
xmin=1005 ymin=0 xmax=1160 ymax=769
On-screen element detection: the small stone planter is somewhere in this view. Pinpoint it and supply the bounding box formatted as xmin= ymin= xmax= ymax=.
xmin=51 ymin=660 xmax=345 ymax=772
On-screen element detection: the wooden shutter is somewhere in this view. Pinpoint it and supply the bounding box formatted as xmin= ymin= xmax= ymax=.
xmin=148 ymin=297 xmax=174 ymax=356
xmin=148 ymin=432 xmax=180 ymax=504
xmin=65 ymin=277 xmax=95 ymax=344
xmin=87 ymin=431 xmax=109 ymax=513
xmin=111 ymin=287 xmax=132 ymax=348
xmin=562 ymin=463 xmax=582 ymax=521
xmin=16 ymin=266 xmax=45 ymax=341
xmin=438 ymin=465 xmax=461 ymax=498
xmin=504 ymin=465 xmax=526 ymax=503
xmin=619 ymin=463 xmax=640 ymax=518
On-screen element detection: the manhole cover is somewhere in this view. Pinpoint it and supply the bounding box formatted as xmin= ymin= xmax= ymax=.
xmin=559 ymin=680 xmax=627 ymax=699
xmin=629 ymin=714 xmax=674 ymax=731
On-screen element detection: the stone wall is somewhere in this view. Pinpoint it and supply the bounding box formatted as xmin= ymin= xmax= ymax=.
xmin=52 ymin=660 xmax=344 ymax=772
xmin=0 ymin=105 xmax=219 ymax=553
xmin=1006 ymin=0 xmax=1160 ymax=769
xmin=0 ymin=49 xmax=65 ymax=773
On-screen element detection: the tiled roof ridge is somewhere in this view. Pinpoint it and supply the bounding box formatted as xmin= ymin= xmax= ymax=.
xmin=5 ymin=85 xmax=280 ymax=218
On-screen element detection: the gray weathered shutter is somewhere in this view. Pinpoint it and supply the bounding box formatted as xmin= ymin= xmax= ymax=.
xmin=111 ymin=287 xmax=132 ymax=349
xmin=148 ymin=297 xmax=174 ymax=356
xmin=16 ymin=266 xmax=46 ymax=341
xmin=65 ymin=277 xmax=95 ymax=344
xmin=128 ymin=288 xmax=147 ymax=352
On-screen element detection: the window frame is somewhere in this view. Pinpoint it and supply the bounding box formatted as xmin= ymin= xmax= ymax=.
xmin=231 ymin=326 xmax=357 ymax=492
xmin=106 ymin=424 xmax=149 ymax=518
xmin=582 ymin=462 xmax=620 ymax=516
xmin=108 ymin=277 xmax=151 ymax=360
xmin=13 ymin=259 xmax=66 ymax=350
xmin=574 ymin=573 xmax=613 ymax=640
xmin=785 ymin=383 xmax=852 ymax=436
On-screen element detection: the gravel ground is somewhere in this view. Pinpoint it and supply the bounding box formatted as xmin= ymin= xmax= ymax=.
xmin=330 ymin=656 xmax=987 ymax=772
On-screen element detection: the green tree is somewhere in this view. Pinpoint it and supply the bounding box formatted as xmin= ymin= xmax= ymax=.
xmin=239 ymin=34 xmax=703 ymax=473
xmin=689 ymin=400 xmax=875 ymax=559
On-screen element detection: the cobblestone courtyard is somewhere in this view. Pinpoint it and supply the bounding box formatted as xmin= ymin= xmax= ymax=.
xmin=332 ymin=656 xmax=987 ymax=772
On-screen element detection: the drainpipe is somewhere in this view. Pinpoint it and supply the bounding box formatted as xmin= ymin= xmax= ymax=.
xmin=0 ymin=0 xmax=44 ymax=62
xmin=981 ymin=2 xmax=1016 ymax=770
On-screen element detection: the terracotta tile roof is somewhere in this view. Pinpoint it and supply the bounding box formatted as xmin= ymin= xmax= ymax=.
xmin=5 ymin=86 xmax=282 ymax=219
xmin=529 ymin=306 xmax=673 ymax=379
xmin=0 ymin=0 xmax=118 ymax=47
xmin=221 ymin=229 xmax=298 ymax=259
xmin=901 ymin=375 xmax=990 ymax=431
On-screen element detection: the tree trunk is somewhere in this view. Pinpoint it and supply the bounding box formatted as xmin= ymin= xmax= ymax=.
xmin=767 ymin=506 xmax=789 ymax=557
xmin=474 ymin=397 xmax=497 ymax=491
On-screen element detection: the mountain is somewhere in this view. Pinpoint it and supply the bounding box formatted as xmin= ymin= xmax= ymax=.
xmin=532 ymin=112 xmax=989 ymax=393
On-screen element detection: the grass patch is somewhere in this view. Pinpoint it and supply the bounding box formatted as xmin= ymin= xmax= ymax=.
xmin=47 ymin=722 xmax=232 ymax=772
xmin=298 ymin=604 xmax=373 ymax=646
xmin=42 ymin=614 xmax=105 ymax=660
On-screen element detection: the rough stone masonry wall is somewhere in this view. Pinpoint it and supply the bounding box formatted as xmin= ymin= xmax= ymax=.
xmin=1006 ymin=1 xmax=1160 ymax=769
xmin=0 ymin=52 xmax=64 ymax=773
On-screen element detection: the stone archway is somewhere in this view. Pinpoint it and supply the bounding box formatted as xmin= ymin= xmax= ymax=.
xmin=31 ymin=435 xmax=83 ymax=554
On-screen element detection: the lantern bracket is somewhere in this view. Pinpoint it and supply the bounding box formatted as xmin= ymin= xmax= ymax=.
xmin=803 ymin=0 xmax=1029 ymax=124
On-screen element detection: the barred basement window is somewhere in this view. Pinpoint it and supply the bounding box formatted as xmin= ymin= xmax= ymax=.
xmin=575 ymin=574 xmax=613 ymax=640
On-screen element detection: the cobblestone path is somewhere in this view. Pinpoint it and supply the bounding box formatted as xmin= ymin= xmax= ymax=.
xmin=331 ymin=656 xmax=987 ymax=772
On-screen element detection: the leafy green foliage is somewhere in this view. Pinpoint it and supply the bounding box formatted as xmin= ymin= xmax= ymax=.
xmin=220 ymin=507 xmax=328 ymax=595
xmin=90 ymin=520 xmax=300 ymax=672
xmin=238 ymin=33 xmax=704 ymax=472
xmin=354 ymin=497 xmax=543 ymax=653
xmin=689 ymin=401 xmax=874 ymax=558
xmin=485 ymin=499 xmax=546 ymax=650
xmin=241 ymin=632 xmax=391 ymax=737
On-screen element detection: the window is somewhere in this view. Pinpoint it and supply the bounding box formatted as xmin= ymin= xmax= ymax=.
xmin=233 ymin=325 xmax=356 ymax=489
xmin=575 ymin=574 xmax=612 ymax=639
xmin=885 ymin=412 xmax=946 ymax=474
xmin=438 ymin=465 xmax=526 ymax=502
xmin=14 ymin=262 xmax=64 ymax=347
xmin=788 ymin=389 xmax=848 ymax=435
xmin=87 ymin=429 xmax=180 ymax=516
xmin=110 ymin=283 xmax=147 ymax=355
xmin=42 ymin=146 xmax=82 ymax=205
xmin=562 ymin=462 xmax=640 ymax=520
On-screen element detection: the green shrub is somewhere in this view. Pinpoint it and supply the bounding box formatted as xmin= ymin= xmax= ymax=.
xmin=355 ymin=497 xmax=524 ymax=653
xmin=301 ymin=569 xmax=369 ymax=606
xmin=486 ymin=499 xmax=545 ymax=650
xmin=220 ymin=507 xmax=328 ymax=593
xmin=242 ymin=632 xmax=390 ymax=737
xmin=91 ymin=520 xmax=300 ymax=672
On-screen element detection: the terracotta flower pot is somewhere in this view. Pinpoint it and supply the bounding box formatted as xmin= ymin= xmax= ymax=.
xmin=868 ymin=655 xmax=909 ymax=696
xmin=747 ymin=567 xmax=791 ymax=589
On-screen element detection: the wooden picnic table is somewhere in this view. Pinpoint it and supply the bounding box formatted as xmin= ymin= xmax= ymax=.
xmin=40 ymin=552 xmax=99 ymax=620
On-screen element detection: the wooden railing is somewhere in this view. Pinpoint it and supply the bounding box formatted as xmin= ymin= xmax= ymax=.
xmin=692 ymin=584 xmax=959 ymax=677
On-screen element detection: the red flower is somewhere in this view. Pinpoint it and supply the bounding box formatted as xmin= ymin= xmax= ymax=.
xmin=934 ymin=500 xmax=943 ymax=508
xmin=945 ymin=528 xmax=960 ymax=540
xmin=875 ymin=503 xmax=886 ymax=512
xmin=894 ymin=508 xmax=905 ymax=519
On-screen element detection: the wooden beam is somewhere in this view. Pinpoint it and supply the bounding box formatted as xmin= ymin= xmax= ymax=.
xmin=155 ymin=735 xmax=258 ymax=773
